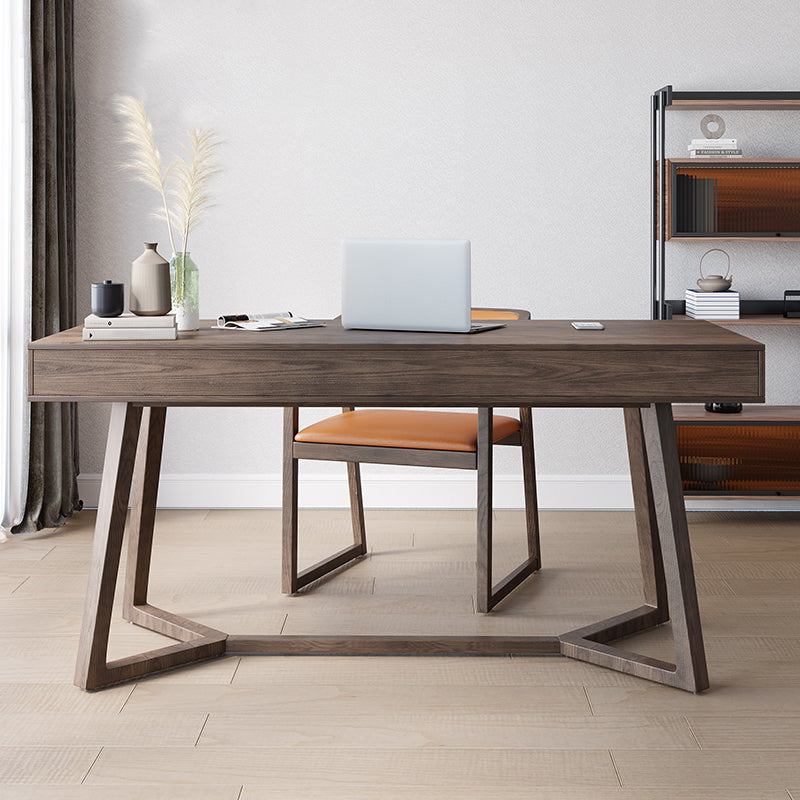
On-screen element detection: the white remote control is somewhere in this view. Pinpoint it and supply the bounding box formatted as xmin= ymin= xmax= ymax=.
xmin=571 ymin=321 xmax=605 ymax=330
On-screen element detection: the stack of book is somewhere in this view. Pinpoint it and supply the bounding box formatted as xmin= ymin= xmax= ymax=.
xmin=83 ymin=313 xmax=177 ymax=340
xmin=688 ymin=138 xmax=741 ymax=158
xmin=685 ymin=288 xmax=740 ymax=320
xmin=674 ymin=174 xmax=717 ymax=233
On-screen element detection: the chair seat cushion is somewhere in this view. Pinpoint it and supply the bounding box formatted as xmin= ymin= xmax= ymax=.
xmin=471 ymin=309 xmax=520 ymax=320
xmin=295 ymin=409 xmax=521 ymax=452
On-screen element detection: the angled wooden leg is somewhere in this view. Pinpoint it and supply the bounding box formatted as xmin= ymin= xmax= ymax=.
xmin=75 ymin=403 xmax=226 ymax=691
xmin=476 ymin=408 xmax=493 ymax=613
xmin=75 ymin=403 xmax=142 ymax=689
xmin=123 ymin=406 xmax=166 ymax=614
xmin=624 ymin=406 xmax=668 ymax=621
xmin=282 ymin=407 xmax=300 ymax=594
xmin=519 ymin=407 xmax=541 ymax=570
xmin=641 ymin=403 xmax=709 ymax=692
xmin=560 ymin=404 xmax=709 ymax=693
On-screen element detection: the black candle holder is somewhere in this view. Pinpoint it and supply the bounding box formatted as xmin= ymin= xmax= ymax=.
xmin=705 ymin=402 xmax=743 ymax=414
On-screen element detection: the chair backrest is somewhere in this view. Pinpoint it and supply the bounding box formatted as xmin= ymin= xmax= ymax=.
xmin=471 ymin=308 xmax=530 ymax=320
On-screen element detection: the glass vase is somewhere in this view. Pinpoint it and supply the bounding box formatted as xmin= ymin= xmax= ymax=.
xmin=169 ymin=252 xmax=199 ymax=331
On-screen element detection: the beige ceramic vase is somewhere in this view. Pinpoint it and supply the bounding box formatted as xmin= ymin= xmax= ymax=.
xmin=130 ymin=242 xmax=172 ymax=315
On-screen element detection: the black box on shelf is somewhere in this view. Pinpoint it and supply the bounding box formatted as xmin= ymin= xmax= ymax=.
xmin=784 ymin=290 xmax=800 ymax=318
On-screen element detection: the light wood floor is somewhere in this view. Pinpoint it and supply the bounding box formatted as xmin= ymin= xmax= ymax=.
xmin=1 ymin=508 xmax=799 ymax=798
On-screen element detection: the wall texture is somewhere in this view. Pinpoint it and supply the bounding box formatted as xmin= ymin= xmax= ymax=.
xmin=74 ymin=0 xmax=800 ymax=508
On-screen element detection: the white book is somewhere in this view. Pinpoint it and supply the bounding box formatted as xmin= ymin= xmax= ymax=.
xmin=686 ymin=299 xmax=740 ymax=305
xmin=687 ymin=144 xmax=739 ymax=151
xmin=686 ymin=298 xmax=739 ymax=308
xmin=82 ymin=326 xmax=178 ymax=341
xmin=84 ymin=312 xmax=176 ymax=328
xmin=687 ymin=312 xmax=740 ymax=319
xmin=685 ymin=290 xmax=739 ymax=297
xmin=689 ymin=139 xmax=738 ymax=146
xmin=689 ymin=148 xmax=742 ymax=154
xmin=686 ymin=304 xmax=740 ymax=310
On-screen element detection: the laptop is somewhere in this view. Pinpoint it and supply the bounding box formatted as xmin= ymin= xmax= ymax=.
xmin=341 ymin=238 xmax=506 ymax=333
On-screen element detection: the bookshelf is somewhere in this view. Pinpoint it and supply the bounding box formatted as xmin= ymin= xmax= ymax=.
xmin=652 ymin=86 xmax=800 ymax=498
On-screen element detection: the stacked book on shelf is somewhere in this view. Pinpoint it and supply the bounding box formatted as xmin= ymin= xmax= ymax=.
xmin=83 ymin=313 xmax=177 ymax=340
xmin=688 ymin=138 xmax=741 ymax=158
xmin=674 ymin=173 xmax=717 ymax=234
xmin=685 ymin=288 xmax=740 ymax=320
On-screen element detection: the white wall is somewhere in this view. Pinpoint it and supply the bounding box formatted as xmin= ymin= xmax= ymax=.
xmin=74 ymin=0 xmax=800 ymax=509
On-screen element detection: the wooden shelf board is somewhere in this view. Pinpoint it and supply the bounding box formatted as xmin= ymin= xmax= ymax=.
xmin=673 ymin=404 xmax=800 ymax=423
xmin=672 ymin=314 xmax=800 ymax=326
xmin=684 ymin=493 xmax=800 ymax=499
xmin=667 ymin=236 xmax=800 ymax=242
xmin=668 ymin=158 xmax=800 ymax=164
xmin=667 ymin=100 xmax=800 ymax=110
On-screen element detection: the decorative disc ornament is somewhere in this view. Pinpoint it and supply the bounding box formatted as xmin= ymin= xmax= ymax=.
xmin=700 ymin=114 xmax=726 ymax=139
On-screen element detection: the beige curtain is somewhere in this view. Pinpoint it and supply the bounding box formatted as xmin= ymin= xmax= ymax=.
xmin=13 ymin=0 xmax=81 ymax=532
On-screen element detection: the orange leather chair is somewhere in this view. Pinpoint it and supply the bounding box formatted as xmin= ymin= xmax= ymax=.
xmin=282 ymin=308 xmax=540 ymax=613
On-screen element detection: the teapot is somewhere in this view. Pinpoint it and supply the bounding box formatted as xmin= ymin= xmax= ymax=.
xmin=697 ymin=249 xmax=732 ymax=292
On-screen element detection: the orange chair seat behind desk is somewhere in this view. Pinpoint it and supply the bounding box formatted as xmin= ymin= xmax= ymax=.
xmin=282 ymin=308 xmax=540 ymax=613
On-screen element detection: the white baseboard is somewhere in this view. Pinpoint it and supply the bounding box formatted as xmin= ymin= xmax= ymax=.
xmin=76 ymin=472 xmax=800 ymax=512
xmin=77 ymin=472 xmax=635 ymax=510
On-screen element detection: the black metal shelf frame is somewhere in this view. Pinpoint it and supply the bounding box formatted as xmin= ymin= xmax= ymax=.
xmin=650 ymin=85 xmax=800 ymax=320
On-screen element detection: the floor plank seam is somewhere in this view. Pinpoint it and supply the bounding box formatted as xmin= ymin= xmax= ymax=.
xmin=117 ymin=685 xmax=137 ymax=713
xmin=608 ymin=748 xmax=623 ymax=788
xmin=582 ymin=686 xmax=595 ymax=716
xmin=228 ymin=656 xmax=242 ymax=685
xmin=36 ymin=545 xmax=58 ymax=563
xmin=10 ymin=576 xmax=30 ymax=594
xmin=683 ymin=715 xmax=703 ymax=750
xmin=79 ymin=746 xmax=103 ymax=784
xmin=194 ymin=713 xmax=211 ymax=746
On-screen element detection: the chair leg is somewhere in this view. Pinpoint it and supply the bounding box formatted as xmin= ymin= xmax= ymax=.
xmin=282 ymin=407 xmax=368 ymax=595
xmin=343 ymin=405 xmax=367 ymax=554
xmin=347 ymin=461 xmax=368 ymax=555
xmin=477 ymin=408 xmax=541 ymax=614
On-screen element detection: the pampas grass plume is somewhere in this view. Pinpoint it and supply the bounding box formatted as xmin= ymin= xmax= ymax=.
xmin=114 ymin=95 xmax=177 ymax=254
xmin=115 ymin=95 xmax=221 ymax=258
xmin=170 ymin=128 xmax=221 ymax=254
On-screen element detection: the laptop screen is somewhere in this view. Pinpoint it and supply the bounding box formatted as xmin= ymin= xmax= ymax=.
xmin=341 ymin=239 xmax=472 ymax=333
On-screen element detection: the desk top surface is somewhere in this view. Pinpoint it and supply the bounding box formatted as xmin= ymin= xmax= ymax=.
xmin=30 ymin=318 xmax=765 ymax=352
xmin=28 ymin=319 xmax=764 ymax=406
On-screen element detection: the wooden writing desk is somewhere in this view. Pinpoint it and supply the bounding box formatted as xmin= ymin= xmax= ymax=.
xmin=28 ymin=319 xmax=764 ymax=692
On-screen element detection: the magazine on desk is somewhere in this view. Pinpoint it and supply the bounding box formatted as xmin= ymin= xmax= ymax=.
xmin=214 ymin=311 xmax=326 ymax=331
